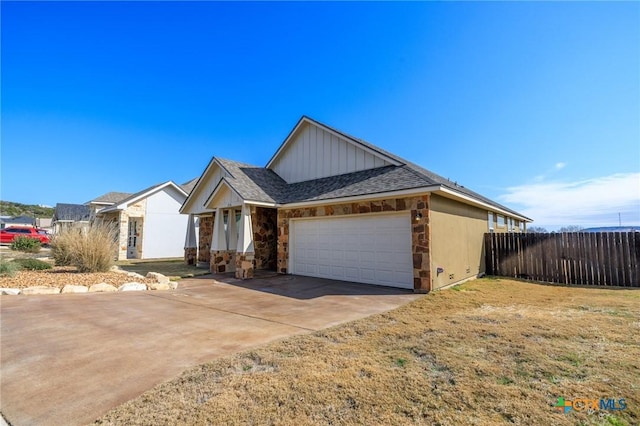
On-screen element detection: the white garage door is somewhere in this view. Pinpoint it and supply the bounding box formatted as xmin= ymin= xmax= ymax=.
xmin=291 ymin=213 xmax=413 ymax=289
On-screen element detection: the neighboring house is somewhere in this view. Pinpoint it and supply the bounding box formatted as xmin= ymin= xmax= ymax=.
xmin=35 ymin=218 xmax=53 ymax=232
xmin=0 ymin=215 xmax=36 ymax=229
xmin=86 ymin=192 xmax=132 ymax=215
xmin=181 ymin=116 xmax=531 ymax=292
xmin=94 ymin=181 xmax=190 ymax=260
xmin=51 ymin=204 xmax=91 ymax=234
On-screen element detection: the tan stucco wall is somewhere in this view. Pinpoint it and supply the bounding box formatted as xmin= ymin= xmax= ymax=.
xmin=429 ymin=194 xmax=487 ymax=290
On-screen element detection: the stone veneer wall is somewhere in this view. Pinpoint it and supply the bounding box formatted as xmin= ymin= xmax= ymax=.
xmin=252 ymin=207 xmax=278 ymax=271
xmin=235 ymin=253 xmax=254 ymax=279
xmin=184 ymin=247 xmax=197 ymax=265
xmin=211 ymin=250 xmax=236 ymax=273
xmin=277 ymin=195 xmax=432 ymax=292
xmin=198 ymin=214 xmax=213 ymax=264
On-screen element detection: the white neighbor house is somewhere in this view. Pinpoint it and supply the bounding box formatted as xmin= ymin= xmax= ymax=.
xmin=94 ymin=181 xmax=192 ymax=260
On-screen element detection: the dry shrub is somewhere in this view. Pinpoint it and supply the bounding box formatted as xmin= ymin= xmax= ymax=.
xmin=51 ymin=231 xmax=75 ymax=266
xmin=51 ymin=222 xmax=118 ymax=272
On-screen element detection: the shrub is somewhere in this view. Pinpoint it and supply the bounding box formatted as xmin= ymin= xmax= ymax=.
xmin=51 ymin=222 xmax=118 ymax=273
xmin=50 ymin=231 xmax=76 ymax=266
xmin=11 ymin=258 xmax=53 ymax=271
xmin=0 ymin=260 xmax=21 ymax=277
xmin=10 ymin=236 xmax=41 ymax=253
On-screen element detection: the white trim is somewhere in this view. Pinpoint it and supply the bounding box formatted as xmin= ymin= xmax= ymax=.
xmin=244 ymin=200 xmax=278 ymax=208
xmin=281 ymin=186 xmax=440 ymax=209
xmin=437 ymin=187 xmax=532 ymax=222
xmin=203 ymin=178 xmax=244 ymax=209
xmin=180 ymin=157 xmax=218 ymax=214
xmin=266 ymin=117 xmax=401 ymax=169
xmin=101 ymin=181 xmax=187 ymax=214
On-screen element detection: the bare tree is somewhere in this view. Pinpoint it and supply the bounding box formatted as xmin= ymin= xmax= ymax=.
xmin=557 ymin=225 xmax=584 ymax=233
xmin=527 ymin=226 xmax=548 ymax=233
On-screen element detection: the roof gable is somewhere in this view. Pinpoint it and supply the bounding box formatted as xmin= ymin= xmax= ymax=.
xmin=180 ymin=158 xmax=233 ymax=214
xmin=87 ymin=192 xmax=132 ymax=205
xmin=98 ymin=182 xmax=187 ymax=214
xmin=266 ymin=116 xmax=400 ymax=184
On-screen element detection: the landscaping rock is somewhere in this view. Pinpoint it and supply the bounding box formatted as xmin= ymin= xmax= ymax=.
xmin=22 ymin=286 xmax=61 ymax=295
xmin=0 ymin=288 xmax=21 ymax=295
xmin=147 ymin=282 xmax=171 ymax=291
xmin=118 ymin=282 xmax=147 ymax=292
xmin=168 ymin=281 xmax=179 ymax=290
xmin=146 ymin=272 xmax=170 ymax=284
xmin=61 ymin=285 xmax=89 ymax=294
xmin=126 ymin=272 xmax=146 ymax=279
xmin=89 ymin=283 xmax=118 ymax=293
xmin=110 ymin=265 xmax=123 ymax=272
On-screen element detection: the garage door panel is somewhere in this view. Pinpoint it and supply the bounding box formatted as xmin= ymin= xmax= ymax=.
xmin=292 ymin=214 xmax=413 ymax=289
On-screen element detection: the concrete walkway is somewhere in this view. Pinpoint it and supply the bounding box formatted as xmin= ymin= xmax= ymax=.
xmin=0 ymin=274 xmax=419 ymax=426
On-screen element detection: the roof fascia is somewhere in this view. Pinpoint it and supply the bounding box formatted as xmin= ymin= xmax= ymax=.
xmin=436 ymin=186 xmax=532 ymax=222
xmin=180 ymin=157 xmax=220 ymax=213
xmin=280 ymin=186 xmax=440 ymax=209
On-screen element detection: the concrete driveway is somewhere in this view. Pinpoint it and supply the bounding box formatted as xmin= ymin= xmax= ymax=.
xmin=0 ymin=274 xmax=419 ymax=426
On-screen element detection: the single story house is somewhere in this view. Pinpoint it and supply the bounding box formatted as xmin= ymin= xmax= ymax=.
xmin=93 ymin=181 xmax=192 ymax=260
xmin=51 ymin=204 xmax=92 ymax=234
xmin=1 ymin=215 xmax=36 ymax=229
xmin=86 ymin=192 xmax=132 ymax=215
xmin=181 ymin=116 xmax=531 ymax=292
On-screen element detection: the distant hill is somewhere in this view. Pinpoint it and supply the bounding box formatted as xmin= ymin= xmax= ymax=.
xmin=0 ymin=201 xmax=54 ymax=218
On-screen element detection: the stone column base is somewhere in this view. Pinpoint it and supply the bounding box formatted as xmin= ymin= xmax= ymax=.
xmin=236 ymin=252 xmax=255 ymax=280
xmin=210 ymin=250 xmax=236 ymax=273
xmin=184 ymin=247 xmax=197 ymax=265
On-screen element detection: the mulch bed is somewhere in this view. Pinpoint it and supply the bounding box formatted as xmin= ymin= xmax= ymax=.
xmin=0 ymin=266 xmax=158 ymax=290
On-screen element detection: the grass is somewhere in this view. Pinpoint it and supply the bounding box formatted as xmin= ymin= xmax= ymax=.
xmin=116 ymin=259 xmax=210 ymax=280
xmin=95 ymin=278 xmax=639 ymax=425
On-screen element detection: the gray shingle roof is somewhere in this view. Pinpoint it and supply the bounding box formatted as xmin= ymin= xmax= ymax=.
xmin=203 ymin=117 xmax=529 ymax=220
xmin=53 ymin=203 xmax=91 ymax=222
xmin=181 ymin=178 xmax=199 ymax=195
xmin=88 ymin=192 xmax=132 ymax=204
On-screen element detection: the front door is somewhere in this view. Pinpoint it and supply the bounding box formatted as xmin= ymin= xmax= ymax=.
xmin=127 ymin=218 xmax=139 ymax=259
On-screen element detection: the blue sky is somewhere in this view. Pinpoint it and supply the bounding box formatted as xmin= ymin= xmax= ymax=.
xmin=2 ymin=1 xmax=638 ymax=230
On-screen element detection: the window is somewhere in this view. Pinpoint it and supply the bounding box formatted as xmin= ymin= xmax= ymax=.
xmin=508 ymin=217 xmax=513 ymax=232
xmin=488 ymin=212 xmax=494 ymax=232
xmin=497 ymin=215 xmax=505 ymax=227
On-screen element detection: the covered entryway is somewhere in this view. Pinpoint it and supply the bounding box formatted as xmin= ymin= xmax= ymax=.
xmin=290 ymin=213 xmax=413 ymax=289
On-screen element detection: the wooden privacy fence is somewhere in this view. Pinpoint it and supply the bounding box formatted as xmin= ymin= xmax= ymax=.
xmin=484 ymin=232 xmax=640 ymax=287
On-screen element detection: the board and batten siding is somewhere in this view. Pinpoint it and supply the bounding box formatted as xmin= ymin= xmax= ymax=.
xmin=184 ymin=165 xmax=227 ymax=215
xmin=270 ymin=122 xmax=392 ymax=183
xmin=142 ymin=187 xmax=189 ymax=259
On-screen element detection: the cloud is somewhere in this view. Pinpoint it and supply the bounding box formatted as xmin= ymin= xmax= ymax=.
xmin=554 ymin=162 xmax=566 ymax=170
xmin=498 ymin=173 xmax=640 ymax=229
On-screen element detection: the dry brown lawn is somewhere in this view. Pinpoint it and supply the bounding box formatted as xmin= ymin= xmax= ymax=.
xmin=95 ymin=278 xmax=639 ymax=426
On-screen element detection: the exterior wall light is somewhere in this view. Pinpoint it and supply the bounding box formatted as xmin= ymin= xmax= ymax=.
xmin=415 ymin=212 xmax=423 ymax=221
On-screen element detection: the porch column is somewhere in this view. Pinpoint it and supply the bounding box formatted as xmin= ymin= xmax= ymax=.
xmin=210 ymin=208 xmax=235 ymax=273
xmin=211 ymin=208 xmax=226 ymax=250
xmin=183 ymin=214 xmax=197 ymax=265
xmin=236 ymin=204 xmax=255 ymax=279
xmin=227 ymin=209 xmax=238 ymax=250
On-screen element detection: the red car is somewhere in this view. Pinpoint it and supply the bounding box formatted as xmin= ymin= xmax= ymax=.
xmin=0 ymin=226 xmax=51 ymax=245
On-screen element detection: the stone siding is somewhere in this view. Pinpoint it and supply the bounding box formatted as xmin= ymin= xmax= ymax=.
xmin=235 ymin=253 xmax=255 ymax=279
xmin=252 ymin=207 xmax=277 ymax=271
xmin=184 ymin=247 xmax=197 ymax=265
xmin=277 ymin=195 xmax=431 ymax=292
xmin=198 ymin=214 xmax=213 ymax=264
xmin=211 ymin=250 xmax=236 ymax=273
